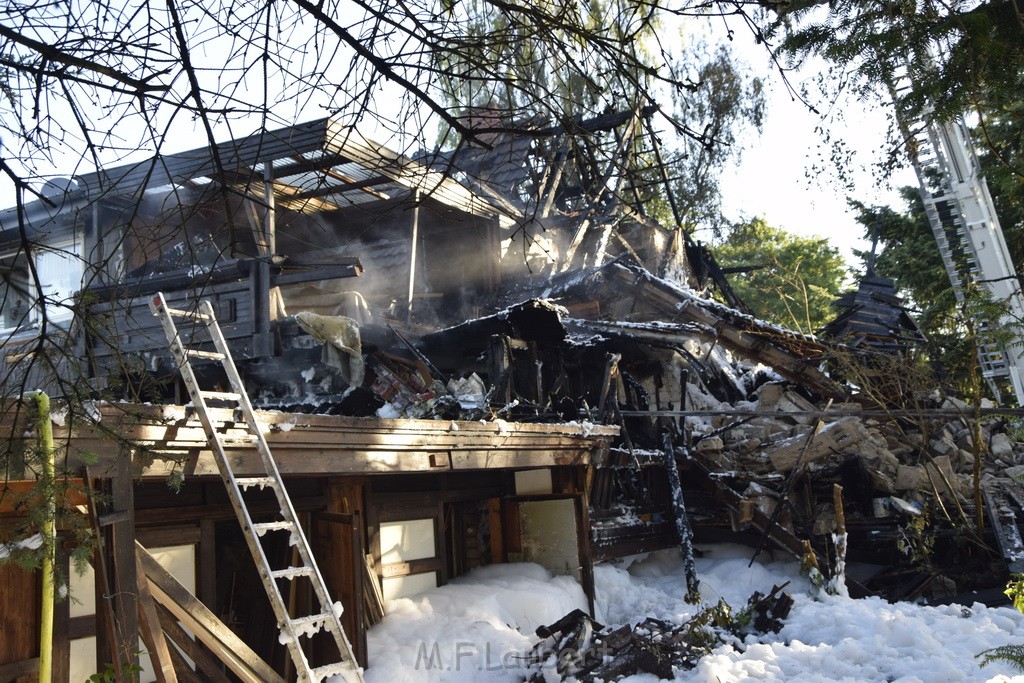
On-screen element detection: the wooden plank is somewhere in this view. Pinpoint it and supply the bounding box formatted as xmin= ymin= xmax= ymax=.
xmin=164 ymin=643 xmax=205 ymax=683
xmin=351 ymin=513 xmax=368 ymax=664
xmin=0 ymin=658 xmax=38 ymax=680
xmin=155 ymin=603 xmax=232 ymax=683
xmin=134 ymin=497 xmax=327 ymax=526
xmin=46 ymin=402 xmax=619 ymax=436
xmin=363 ymin=554 xmax=385 ymax=625
xmin=137 ymin=526 xmax=202 ymax=548
xmin=136 ymin=552 xmax=179 ymax=683
xmin=112 ymin=456 xmax=140 ymax=673
xmin=199 ymin=519 xmax=217 ymax=611
xmin=128 ymin=450 xmax=594 ymax=477
xmin=72 ymin=429 xmax=611 ymax=454
xmin=487 ymin=498 xmax=504 ymax=564
xmin=451 ymin=450 xmax=591 ymax=470
xmin=0 ymin=562 xmax=39 ymax=669
xmin=52 ymin=544 xmax=71 ymax=682
xmin=137 ymin=542 xmax=285 ymax=683
xmin=3 ymin=402 xmax=616 ymax=477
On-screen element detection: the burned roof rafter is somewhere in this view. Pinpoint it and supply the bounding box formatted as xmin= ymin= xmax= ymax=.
xmin=63 ymin=118 xmax=517 ymax=227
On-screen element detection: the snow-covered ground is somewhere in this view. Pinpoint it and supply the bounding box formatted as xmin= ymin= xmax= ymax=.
xmin=354 ymin=545 xmax=1024 ymax=682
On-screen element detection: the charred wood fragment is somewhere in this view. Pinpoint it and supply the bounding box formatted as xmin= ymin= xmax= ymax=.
xmin=526 ymin=586 xmax=795 ymax=682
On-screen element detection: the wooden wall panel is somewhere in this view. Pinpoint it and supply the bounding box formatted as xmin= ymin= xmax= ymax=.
xmin=0 ymin=561 xmax=40 ymax=668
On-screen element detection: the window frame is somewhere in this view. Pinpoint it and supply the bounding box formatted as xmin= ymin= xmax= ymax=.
xmin=0 ymin=234 xmax=83 ymax=335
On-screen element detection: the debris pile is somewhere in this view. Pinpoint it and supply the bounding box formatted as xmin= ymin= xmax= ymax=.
xmin=663 ymin=346 xmax=1024 ymax=602
xmin=524 ymin=585 xmax=793 ymax=682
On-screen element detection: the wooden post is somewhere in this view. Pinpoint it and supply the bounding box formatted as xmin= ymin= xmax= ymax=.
xmin=51 ymin=539 xmax=71 ymax=682
xmin=573 ymin=493 xmax=596 ymax=617
xmin=252 ymin=160 xmax=276 ymax=356
xmin=111 ymin=452 xmax=139 ymax=675
xmin=198 ymin=518 xmax=216 ymax=611
xmin=833 ymin=484 xmax=847 ymax=536
xmin=487 ymin=498 xmax=504 ymax=564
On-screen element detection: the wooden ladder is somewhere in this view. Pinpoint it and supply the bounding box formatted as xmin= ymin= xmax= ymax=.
xmin=150 ymin=292 xmax=363 ymax=683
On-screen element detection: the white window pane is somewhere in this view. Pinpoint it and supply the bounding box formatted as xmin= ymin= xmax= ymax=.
xmin=0 ymin=252 xmax=32 ymax=330
xmin=380 ymin=518 xmax=435 ymax=564
xmin=69 ymin=560 xmax=96 ymax=618
xmin=69 ymin=636 xmax=97 ymax=683
xmin=382 ymin=571 xmax=437 ymax=601
xmin=36 ymin=241 xmax=82 ymax=321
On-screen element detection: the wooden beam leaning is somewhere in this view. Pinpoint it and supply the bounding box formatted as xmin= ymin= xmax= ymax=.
xmin=137 ymin=542 xmax=285 ymax=683
xmin=135 ymin=553 xmax=178 ymax=683
xmin=604 ymin=264 xmax=847 ymax=400
xmin=155 ymin=604 xmax=231 ymax=683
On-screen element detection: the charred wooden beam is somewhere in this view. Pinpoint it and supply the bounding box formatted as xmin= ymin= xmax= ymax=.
xmin=686 ymin=450 xmax=815 ymax=564
xmin=661 ymin=433 xmax=700 ymax=602
xmin=984 ymin=487 xmax=1024 ymax=574
xmin=5 ymin=402 xmax=616 ymax=478
xmin=604 ymin=264 xmax=847 ymax=400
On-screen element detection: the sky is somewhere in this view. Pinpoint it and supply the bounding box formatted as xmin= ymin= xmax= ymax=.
xmin=0 ymin=6 xmax=921 ymax=278
xmin=717 ymin=46 xmax=920 ymax=271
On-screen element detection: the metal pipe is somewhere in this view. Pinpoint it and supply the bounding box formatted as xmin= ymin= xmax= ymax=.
xmin=406 ymin=189 xmax=420 ymax=324
xmin=25 ymin=391 xmax=55 ymax=683
xmin=263 ymin=161 xmax=276 ymax=256
xmin=617 ymin=407 xmax=1024 ymax=419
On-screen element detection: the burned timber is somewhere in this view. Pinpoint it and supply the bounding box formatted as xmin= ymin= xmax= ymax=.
xmin=0 ymin=111 xmax=1023 ymax=680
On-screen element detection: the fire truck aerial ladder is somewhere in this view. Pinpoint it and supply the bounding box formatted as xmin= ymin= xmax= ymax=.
xmin=895 ymin=76 xmax=1024 ymax=407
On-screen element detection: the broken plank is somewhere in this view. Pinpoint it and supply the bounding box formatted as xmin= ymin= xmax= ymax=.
xmin=363 ymin=554 xmax=386 ymax=625
xmin=164 ymin=645 xmax=205 ymax=683
xmin=0 ymin=658 xmax=38 ymax=680
xmin=983 ymin=488 xmax=1024 ymax=574
xmin=137 ymin=541 xmax=285 ymax=683
xmin=155 ymin=603 xmax=232 ymax=683
xmin=687 ymin=451 xmax=810 ymax=562
xmin=136 ymin=554 xmax=178 ymax=683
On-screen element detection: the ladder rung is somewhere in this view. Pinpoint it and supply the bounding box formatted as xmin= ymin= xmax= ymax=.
xmin=164 ymin=306 xmax=211 ymax=321
xmin=220 ymin=435 xmax=258 ymax=447
xmin=253 ymin=521 xmax=295 ymax=535
xmin=200 ymin=390 xmax=241 ymax=402
xmin=288 ymin=612 xmax=334 ymax=636
xmin=272 ymin=566 xmax=314 ymax=580
xmin=236 ymin=477 xmax=276 ymax=490
xmin=310 ymin=662 xmax=359 ymax=679
xmin=152 ymin=291 xmax=365 ymax=682
xmin=185 ymin=349 xmax=225 ymax=361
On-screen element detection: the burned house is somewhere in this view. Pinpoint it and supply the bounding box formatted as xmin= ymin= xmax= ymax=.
xmin=2 ymin=113 xmax=1023 ymax=682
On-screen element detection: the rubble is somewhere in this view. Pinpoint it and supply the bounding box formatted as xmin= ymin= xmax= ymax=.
xmin=524 ymin=586 xmax=794 ymax=682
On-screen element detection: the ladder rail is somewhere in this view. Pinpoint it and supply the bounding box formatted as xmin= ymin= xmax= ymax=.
xmin=149 ymin=295 xmax=300 ymax=662
xmin=150 ymin=292 xmax=363 ymax=683
xmin=892 ymin=64 xmax=1024 ymax=406
xmin=196 ymin=300 xmax=349 ymax=650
